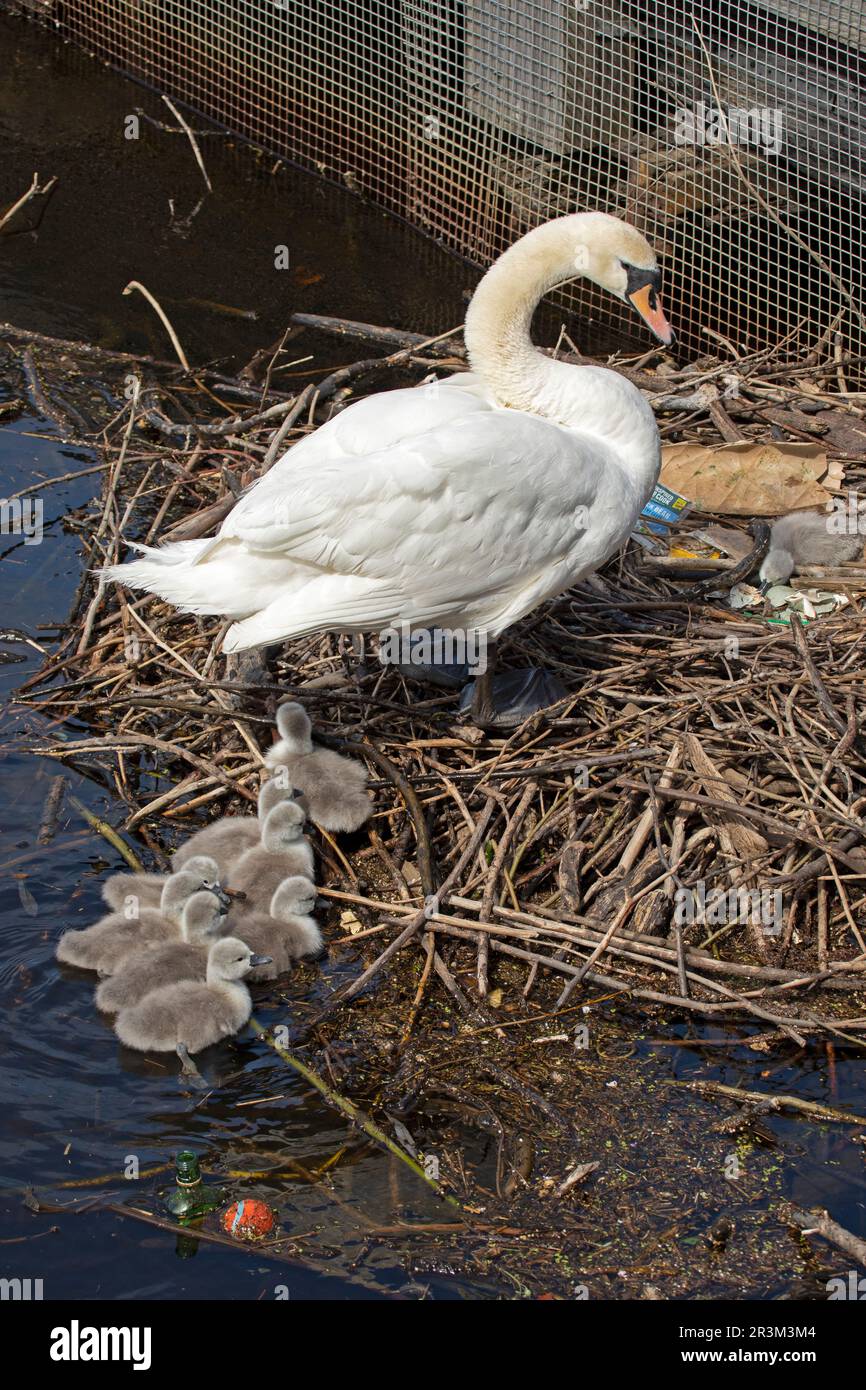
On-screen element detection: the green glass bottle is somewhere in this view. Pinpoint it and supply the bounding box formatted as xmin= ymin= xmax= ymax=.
xmin=163 ymin=1150 xmax=224 ymax=1224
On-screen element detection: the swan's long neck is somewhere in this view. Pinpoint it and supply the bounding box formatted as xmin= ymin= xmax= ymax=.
xmin=464 ymin=221 xmax=659 ymax=474
xmin=464 ymin=222 xmax=570 ymax=416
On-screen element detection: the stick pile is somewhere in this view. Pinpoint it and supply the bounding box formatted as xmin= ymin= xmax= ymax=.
xmin=9 ymin=316 xmax=866 ymax=1042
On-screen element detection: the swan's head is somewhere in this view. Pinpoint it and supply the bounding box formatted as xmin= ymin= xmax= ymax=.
xmin=468 ymin=211 xmax=674 ymax=353
xmin=181 ymin=890 xmax=228 ymax=944
xmin=274 ymin=701 xmax=314 ymax=756
xmin=563 ymin=213 xmax=674 ymax=345
xmin=160 ymin=869 xmax=215 ymax=923
xmin=257 ymin=778 xmax=296 ymax=823
xmin=174 ymin=854 xmax=232 ymax=910
xmin=758 ymin=546 xmax=796 ymax=588
xmin=207 ymin=936 xmax=271 ymax=981
xmin=270 ymin=875 xmax=318 ymax=920
xmin=261 ymin=800 xmax=306 ymax=851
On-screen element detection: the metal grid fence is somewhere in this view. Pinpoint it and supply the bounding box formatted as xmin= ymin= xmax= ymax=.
xmin=14 ymin=0 xmax=866 ymax=360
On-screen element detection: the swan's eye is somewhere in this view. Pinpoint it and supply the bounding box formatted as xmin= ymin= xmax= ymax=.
xmin=623 ymin=262 xmax=661 ymax=296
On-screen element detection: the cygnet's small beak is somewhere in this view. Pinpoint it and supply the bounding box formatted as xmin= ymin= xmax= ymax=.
xmin=210 ymin=884 xmax=235 ymax=910
xmin=249 ymin=953 xmax=272 ymax=967
xmin=628 ymin=280 xmax=675 ymax=346
xmin=758 ymin=579 xmax=771 ymax=596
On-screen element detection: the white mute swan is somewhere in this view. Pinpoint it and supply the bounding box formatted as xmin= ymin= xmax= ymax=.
xmin=107 ymin=212 xmax=672 ymax=725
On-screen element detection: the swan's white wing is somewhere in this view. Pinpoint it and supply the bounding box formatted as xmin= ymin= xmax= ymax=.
xmin=213 ymin=407 xmax=631 ymax=650
xmin=193 ymin=382 xmax=490 ymax=566
xmin=269 ymin=382 xmax=492 ymax=471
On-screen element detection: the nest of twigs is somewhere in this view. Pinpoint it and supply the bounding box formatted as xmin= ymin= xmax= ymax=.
xmin=11 ymin=315 xmax=866 ymax=1044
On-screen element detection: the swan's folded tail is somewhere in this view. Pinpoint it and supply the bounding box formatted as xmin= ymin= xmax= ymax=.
xmin=220 ymin=574 xmax=407 ymax=652
xmin=105 ymin=540 xmax=272 ymax=618
xmin=104 ymin=541 xmax=227 ymax=615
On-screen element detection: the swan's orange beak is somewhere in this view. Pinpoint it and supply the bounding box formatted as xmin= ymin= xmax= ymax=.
xmin=628 ymin=282 xmax=675 ymax=346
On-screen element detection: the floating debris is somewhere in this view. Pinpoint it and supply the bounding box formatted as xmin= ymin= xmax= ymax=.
xmin=222 ymin=1198 xmax=277 ymax=1241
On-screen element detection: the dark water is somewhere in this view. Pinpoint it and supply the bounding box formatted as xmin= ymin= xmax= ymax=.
xmin=0 ymin=13 xmax=864 ymax=1303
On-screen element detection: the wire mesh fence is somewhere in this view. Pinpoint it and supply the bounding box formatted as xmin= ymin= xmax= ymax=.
xmin=13 ymin=0 xmax=866 ymax=360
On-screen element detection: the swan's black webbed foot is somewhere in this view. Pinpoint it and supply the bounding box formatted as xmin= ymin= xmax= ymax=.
xmin=389 ymin=629 xmax=472 ymax=690
xmin=394 ymin=659 xmax=470 ymax=690
xmin=460 ymin=668 xmax=567 ymax=730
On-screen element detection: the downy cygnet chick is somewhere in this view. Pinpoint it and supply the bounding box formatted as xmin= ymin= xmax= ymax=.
xmin=171 ymin=781 xmax=291 ymax=881
xmin=265 ymin=701 xmax=372 ymax=832
xmin=95 ymin=889 xmax=227 ymax=1013
xmin=226 ymin=801 xmax=314 ymax=915
xmin=56 ymin=868 xmax=219 ymax=974
xmin=759 ymin=507 xmax=865 ymax=587
xmin=235 ymin=876 xmax=322 ymax=981
xmin=101 ymin=853 xmax=224 ymax=915
xmin=114 ymin=936 xmax=271 ymax=1080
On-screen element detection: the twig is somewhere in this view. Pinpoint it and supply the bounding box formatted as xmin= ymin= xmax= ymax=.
xmin=477 ymin=781 xmax=537 ymax=997
xmin=0 ymin=172 xmax=58 ymax=235
xmin=789 ymin=613 xmax=848 ymax=738
xmin=122 ymin=281 xmax=191 ymax=372
xmin=37 ymin=777 xmax=66 ymax=845
xmin=248 ymin=1019 xmax=461 ymax=1208
xmin=788 ymin=1205 xmax=866 ymax=1266
xmin=668 ymin=1079 xmax=866 ymax=1126
xmin=161 ymin=94 xmax=213 ymax=193
xmin=67 ymin=794 xmax=144 ymax=871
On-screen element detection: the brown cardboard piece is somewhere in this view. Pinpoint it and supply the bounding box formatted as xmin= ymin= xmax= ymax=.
xmin=660 ymin=441 xmax=844 ymax=516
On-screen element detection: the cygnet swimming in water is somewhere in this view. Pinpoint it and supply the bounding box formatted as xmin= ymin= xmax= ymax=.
xmin=265 ymin=702 xmax=372 ymax=832
xmin=114 ymin=936 xmax=271 ymax=1082
xmin=234 ymin=876 xmax=322 ymax=981
xmin=100 ymin=853 xmax=224 ymax=915
xmin=56 ymin=866 xmax=225 ymax=974
xmin=225 ymin=801 xmax=314 ymax=915
xmin=95 ymin=889 xmax=227 ymax=1013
